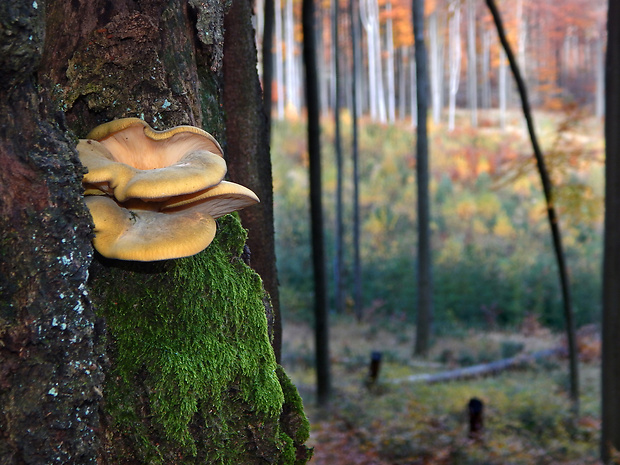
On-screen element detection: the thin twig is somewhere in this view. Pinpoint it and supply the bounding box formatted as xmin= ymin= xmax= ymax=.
xmin=485 ymin=0 xmax=579 ymax=415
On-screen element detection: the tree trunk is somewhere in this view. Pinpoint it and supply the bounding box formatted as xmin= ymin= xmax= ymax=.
xmin=596 ymin=32 xmax=605 ymax=118
xmin=333 ymin=0 xmax=345 ymax=315
xmin=413 ymin=0 xmax=433 ymax=357
xmin=486 ymin=0 xmax=579 ymax=417
xmin=360 ymin=0 xmax=377 ymax=120
xmin=429 ymin=12 xmax=442 ymax=123
xmin=481 ymin=27 xmax=492 ymax=109
xmin=303 ymin=0 xmax=332 ymax=405
xmin=602 ymin=1 xmax=620 ymax=461
xmin=0 ymin=3 xmax=102 ymax=463
xmin=223 ymin=0 xmax=282 ymax=362
xmin=499 ymin=47 xmax=507 ymax=129
xmin=394 ymin=347 xmax=564 ymax=385
xmin=285 ymin=0 xmax=299 ymax=114
xmin=448 ymin=0 xmax=462 ymax=132
xmin=466 ymin=0 xmax=478 ymax=127
xmin=275 ymin=0 xmax=286 ymax=119
xmin=386 ymin=0 xmax=396 ymax=123
xmin=351 ymin=0 xmax=363 ymax=320
xmin=411 ymin=46 xmax=418 ymax=126
xmin=263 ymin=0 xmax=276 ymax=125
xmin=1 ymin=0 xmax=310 ymax=462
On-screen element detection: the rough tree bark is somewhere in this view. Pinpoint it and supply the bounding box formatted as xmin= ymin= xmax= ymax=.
xmin=223 ymin=0 xmax=282 ymax=362
xmin=1 ymin=0 xmax=310 ymax=463
xmin=0 ymin=2 xmax=102 ymax=462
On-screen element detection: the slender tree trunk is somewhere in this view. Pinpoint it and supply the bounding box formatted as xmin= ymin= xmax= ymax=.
xmin=303 ymin=0 xmax=331 ymax=405
xmin=448 ymin=0 xmax=462 ymax=132
xmin=602 ymin=1 xmax=620 ymax=461
xmin=596 ymin=32 xmax=605 ymax=118
xmin=360 ymin=0 xmax=377 ymax=120
xmin=499 ymin=47 xmax=507 ymax=129
xmin=351 ymin=0 xmax=363 ymax=320
xmin=399 ymin=47 xmax=408 ymax=121
xmin=275 ymin=0 xmax=286 ymax=119
xmin=486 ymin=0 xmax=579 ymax=417
xmin=413 ymin=0 xmax=433 ymax=357
xmin=285 ymin=0 xmax=299 ymax=114
xmin=263 ymin=0 xmax=275 ymax=125
xmin=482 ymin=27 xmax=492 ymax=109
xmin=374 ymin=0 xmax=387 ymax=123
xmin=386 ymin=0 xmax=396 ymax=123
xmin=333 ymin=0 xmax=345 ymax=315
xmin=411 ymin=46 xmax=418 ymax=126
xmin=467 ymin=0 xmax=478 ymax=127
xmin=516 ymin=0 xmax=527 ymax=79
xmin=429 ymin=12 xmax=442 ymax=123
xmin=224 ymin=0 xmax=282 ymax=362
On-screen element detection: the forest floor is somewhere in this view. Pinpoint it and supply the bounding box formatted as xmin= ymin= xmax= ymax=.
xmin=281 ymin=315 xmax=602 ymax=465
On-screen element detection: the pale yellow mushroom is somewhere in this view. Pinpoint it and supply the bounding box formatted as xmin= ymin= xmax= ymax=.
xmin=162 ymin=181 xmax=260 ymax=218
xmin=80 ymin=118 xmax=259 ymax=261
xmin=78 ymin=139 xmax=227 ymax=202
xmin=78 ymin=118 xmax=227 ymax=202
xmin=85 ymin=196 xmax=217 ymax=262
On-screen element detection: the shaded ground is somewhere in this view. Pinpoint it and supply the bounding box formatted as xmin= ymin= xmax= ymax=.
xmin=282 ymin=316 xmax=602 ymax=465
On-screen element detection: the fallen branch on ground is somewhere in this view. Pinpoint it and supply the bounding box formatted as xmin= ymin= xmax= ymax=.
xmin=390 ymin=347 xmax=565 ymax=384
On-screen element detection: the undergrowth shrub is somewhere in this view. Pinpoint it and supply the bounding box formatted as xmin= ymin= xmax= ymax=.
xmin=273 ymin=115 xmax=602 ymax=331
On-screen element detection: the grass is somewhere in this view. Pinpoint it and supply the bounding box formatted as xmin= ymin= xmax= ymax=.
xmin=282 ymin=315 xmax=601 ymax=465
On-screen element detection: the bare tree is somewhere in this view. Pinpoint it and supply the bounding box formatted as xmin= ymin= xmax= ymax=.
xmin=263 ymin=0 xmax=275 ymax=125
xmin=303 ymin=0 xmax=332 ymax=405
xmin=448 ymin=0 xmax=462 ymax=132
xmin=275 ymin=0 xmax=286 ymax=119
xmin=361 ymin=0 xmax=387 ymax=122
xmin=429 ymin=11 xmax=443 ymax=123
xmin=386 ymin=0 xmax=397 ymax=123
xmin=466 ymin=0 xmax=478 ymax=127
xmin=486 ymin=0 xmax=580 ymax=416
xmin=333 ymin=0 xmax=345 ymax=314
xmin=602 ymin=1 xmax=620 ymax=461
xmin=351 ymin=0 xmax=363 ymax=320
xmin=413 ymin=0 xmax=434 ymax=357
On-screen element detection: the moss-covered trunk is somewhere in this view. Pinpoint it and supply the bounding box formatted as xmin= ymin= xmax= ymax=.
xmin=223 ymin=0 xmax=282 ymax=362
xmin=1 ymin=0 xmax=310 ymax=463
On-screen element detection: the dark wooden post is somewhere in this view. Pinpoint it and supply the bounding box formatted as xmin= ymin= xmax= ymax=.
xmin=368 ymin=351 xmax=383 ymax=385
xmin=468 ymin=397 xmax=484 ymax=439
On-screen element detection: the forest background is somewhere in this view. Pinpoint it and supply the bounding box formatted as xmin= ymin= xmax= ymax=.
xmin=258 ymin=0 xmax=607 ymax=462
xmin=259 ymin=0 xmax=605 ymax=331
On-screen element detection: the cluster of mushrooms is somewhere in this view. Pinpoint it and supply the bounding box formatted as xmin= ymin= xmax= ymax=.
xmin=78 ymin=118 xmax=259 ymax=261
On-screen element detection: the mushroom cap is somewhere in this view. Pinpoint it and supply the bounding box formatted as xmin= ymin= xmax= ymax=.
xmin=81 ymin=118 xmax=260 ymax=261
xmin=162 ymin=180 xmax=260 ymax=218
xmin=78 ymin=135 xmax=227 ymax=202
xmin=85 ymin=196 xmax=217 ymax=261
xmin=86 ymin=117 xmax=224 ymax=161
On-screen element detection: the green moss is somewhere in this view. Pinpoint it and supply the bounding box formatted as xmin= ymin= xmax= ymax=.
xmin=94 ymin=214 xmax=285 ymax=459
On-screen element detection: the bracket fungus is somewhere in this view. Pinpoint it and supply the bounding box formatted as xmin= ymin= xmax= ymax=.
xmin=78 ymin=118 xmax=259 ymax=261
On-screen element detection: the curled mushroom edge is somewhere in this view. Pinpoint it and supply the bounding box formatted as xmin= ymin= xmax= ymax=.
xmin=78 ymin=118 xmax=259 ymax=262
